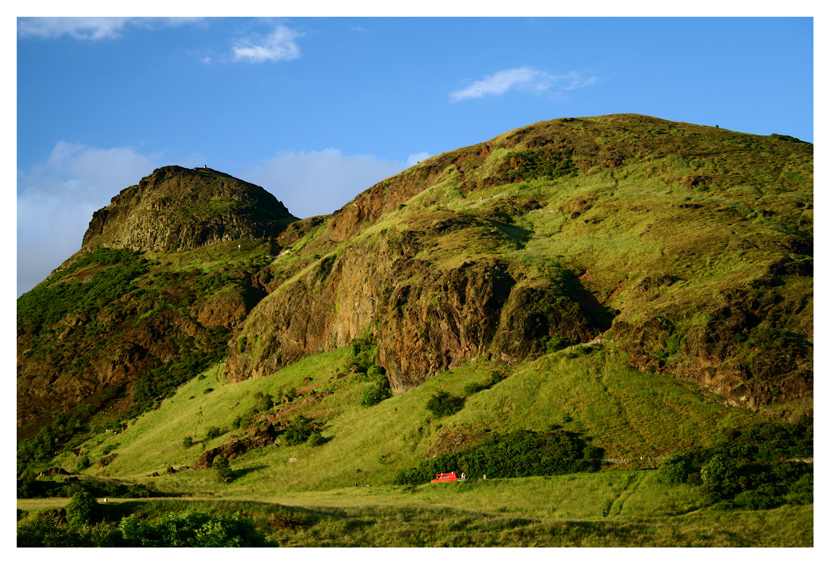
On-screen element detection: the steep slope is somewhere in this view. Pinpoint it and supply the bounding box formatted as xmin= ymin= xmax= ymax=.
xmin=223 ymin=115 xmax=812 ymax=410
xmin=17 ymin=166 xmax=296 ymax=440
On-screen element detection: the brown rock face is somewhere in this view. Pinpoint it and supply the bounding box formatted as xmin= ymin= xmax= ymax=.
xmin=80 ymin=165 xmax=295 ymax=254
xmin=223 ymin=229 xmax=608 ymax=394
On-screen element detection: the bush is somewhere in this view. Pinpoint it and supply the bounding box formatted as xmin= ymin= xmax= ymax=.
xmin=394 ymin=429 xmax=602 ymax=485
xmin=65 ymin=490 xmax=101 ymax=527
xmin=463 ymin=370 xmax=508 ymax=396
xmin=205 ymin=427 xmax=222 ymax=440
xmin=426 ymin=391 xmax=465 ymax=418
xmin=74 ymin=455 xmax=91 ymax=473
xmin=281 ymin=387 xmax=297 ymax=404
xmin=102 ymin=443 xmax=119 ymax=455
xmin=732 ymin=485 xmax=782 ymax=510
xmin=308 ymin=430 xmax=328 ymax=447
xmin=212 ymin=456 xmax=233 ymax=484
xmin=348 ymin=333 xmax=378 ymax=372
xmin=17 ymin=510 xmax=122 ymax=547
xmin=284 ymin=415 xmax=314 ymax=446
xmin=657 ymin=453 xmax=694 ymax=485
xmin=659 ymin=419 xmax=814 ymax=508
xmin=361 ymin=384 xmax=392 ymax=407
xmin=253 ymin=391 xmax=274 ymax=412
xmin=119 ymin=510 xmax=261 ymax=547
xmin=182 ymin=436 xmax=194 ymax=449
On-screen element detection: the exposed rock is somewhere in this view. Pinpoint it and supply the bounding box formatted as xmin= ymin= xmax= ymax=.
xmin=78 ymin=165 xmax=296 ymax=255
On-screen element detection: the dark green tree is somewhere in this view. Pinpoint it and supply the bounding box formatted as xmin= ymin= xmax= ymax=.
xmin=213 ymin=456 xmax=233 ymax=483
xmin=426 ymin=391 xmax=465 ymax=418
xmin=65 ymin=490 xmax=101 ymax=527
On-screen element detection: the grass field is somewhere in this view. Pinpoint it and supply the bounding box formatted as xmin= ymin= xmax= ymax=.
xmin=18 ymin=471 xmax=813 ymax=547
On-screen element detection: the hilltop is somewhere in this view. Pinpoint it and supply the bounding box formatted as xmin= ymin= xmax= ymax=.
xmin=17 ymin=166 xmax=296 ymax=437
xmin=18 ymin=113 xmax=812 ymax=479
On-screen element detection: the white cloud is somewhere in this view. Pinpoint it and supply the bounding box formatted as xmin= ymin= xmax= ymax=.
xmin=450 ymin=66 xmax=598 ymax=101
xmin=17 ymin=17 xmax=205 ymax=41
xmin=18 ymin=17 xmax=133 ymax=40
xmin=232 ymin=25 xmax=303 ymax=63
xmin=558 ymin=70 xmax=600 ymax=91
xmin=17 ymin=142 xmax=161 ymax=295
xmin=238 ymin=149 xmax=408 ymax=219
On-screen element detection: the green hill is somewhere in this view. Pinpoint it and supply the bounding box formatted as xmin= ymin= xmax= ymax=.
xmin=17 ymin=114 xmax=813 ymax=546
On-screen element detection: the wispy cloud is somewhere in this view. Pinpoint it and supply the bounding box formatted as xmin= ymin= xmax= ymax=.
xmin=450 ymin=66 xmax=598 ymax=102
xmin=17 ymin=17 xmax=204 ymax=41
xmin=18 ymin=17 xmax=133 ymax=40
xmin=232 ymin=25 xmax=303 ymax=63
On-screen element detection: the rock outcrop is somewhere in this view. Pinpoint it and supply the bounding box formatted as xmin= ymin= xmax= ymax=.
xmin=79 ymin=165 xmax=295 ymax=255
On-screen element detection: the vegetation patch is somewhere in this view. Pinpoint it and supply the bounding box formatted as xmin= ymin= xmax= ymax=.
xmin=657 ymin=419 xmax=813 ymax=510
xmin=394 ymin=429 xmax=603 ymax=485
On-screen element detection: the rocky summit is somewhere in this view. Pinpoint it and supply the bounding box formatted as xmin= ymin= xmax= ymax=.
xmin=70 ymin=165 xmax=296 ymax=262
xmin=17 ymin=114 xmax=812 ymax=446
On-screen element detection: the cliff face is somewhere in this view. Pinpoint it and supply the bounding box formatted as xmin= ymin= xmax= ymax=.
xmin=80 ymin=165 xmax=295 ymax=254
xmin=18 ymin=115 xmax=813 ymax=443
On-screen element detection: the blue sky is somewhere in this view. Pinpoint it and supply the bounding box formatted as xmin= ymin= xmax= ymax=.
xmin=14 ymin=14 xmax=815 ymax=295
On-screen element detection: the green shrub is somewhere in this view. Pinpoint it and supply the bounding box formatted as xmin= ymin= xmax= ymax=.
xmin=361 ymin=384 xmax=392 ymax=406
xmin=17 ymin=510 xmax=122 ymax=547
xmin=348 ymin=333 xmax=378 ymax=373
xmin=284 ymin=415 xmax=314 ymax=446
xmin=74 ymin=455 xmax=91 ymax=473
xmin=661 ymin=419 xmax=813 ymax=508
xmin=205 ymin=427 xmax=222 ymax=440
xmin=212 ymin=456 xmax=233 ymax=484
xmin=308 ymin=430 xmax=328 ymax=447
xmin=463 ymin=370 xmax=508 ymax=395
xmin=657 ymin=453 xmax=694 ymax=484
xmin=119 ymin=510 xmax=260 ymax=547
xmin=541 ymin=335 xmax=576 ymax=354
xmin=281 ymin=387 xmax=297 ymax=404
xmin=426 ymin=391 xmax=465 ymax=418
xmin=253 ymin=391 xmax=274 ymax=412
xmin=732 ymin=485 xmax=782 ymax=510
xmin=182 ymin=436 xmax=194 ymax=449
xmin=394 ymin=429 xmax=602 ymax=485
xmin=102 ymin=443 xmax=119 ymax=455
xmin=65 ymin=490 xmax=101 ymax=527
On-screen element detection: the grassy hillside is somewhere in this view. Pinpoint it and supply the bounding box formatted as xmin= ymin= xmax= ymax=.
xmin=23 ymin=346 xmax=812 ymax=546
xmin=52 ymin=344 xmax=769 ymax=493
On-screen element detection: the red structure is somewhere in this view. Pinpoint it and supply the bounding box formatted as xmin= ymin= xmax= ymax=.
xmin=431 ymin=472 xmax=458 ymax=483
